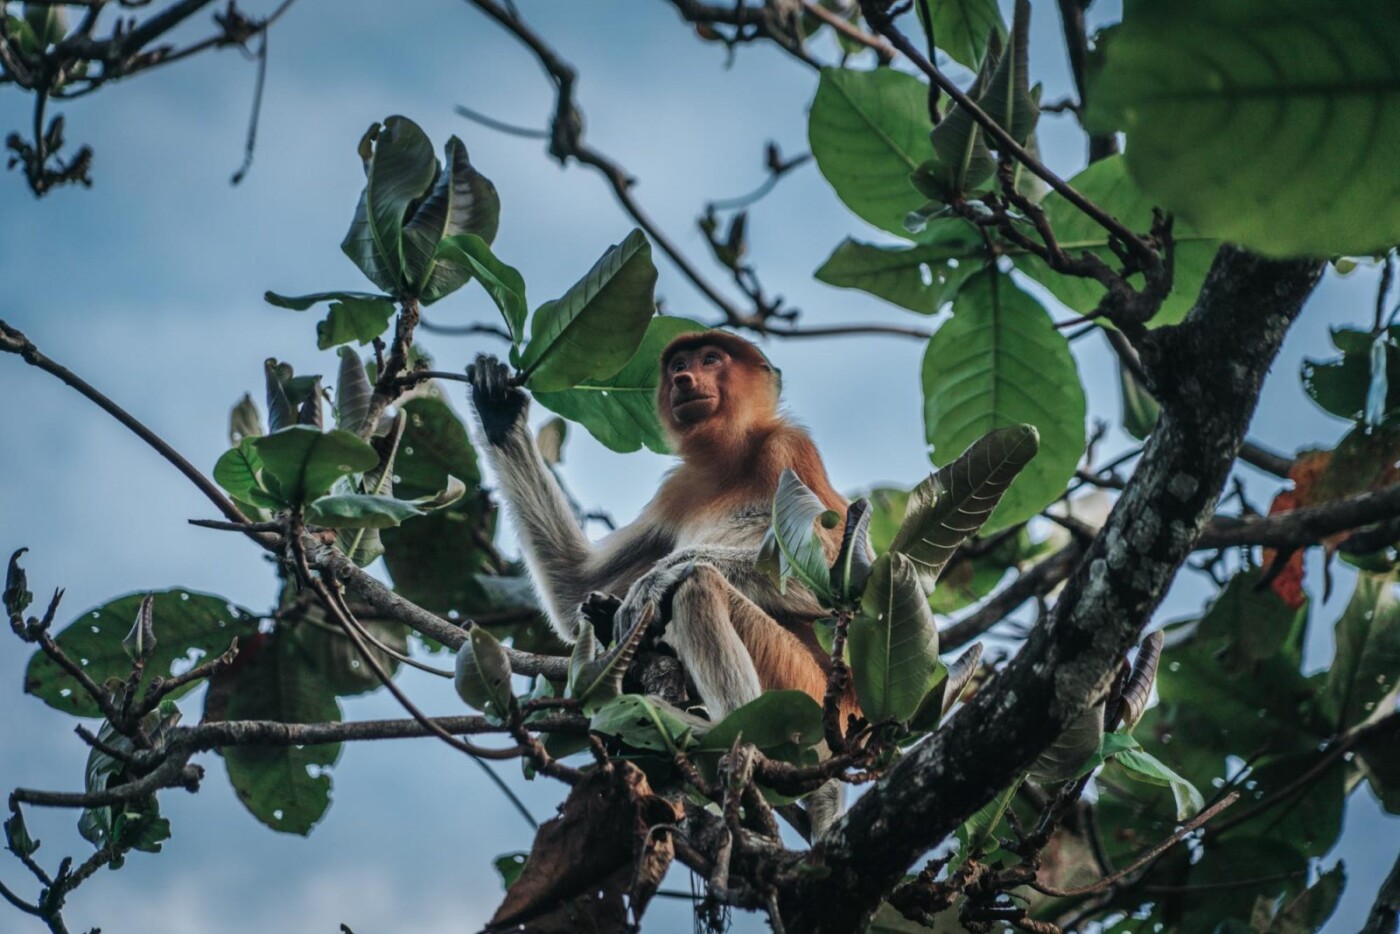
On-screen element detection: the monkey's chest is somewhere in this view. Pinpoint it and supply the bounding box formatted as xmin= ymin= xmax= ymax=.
xmin=671 ymin=506 xmax=769 ymax=550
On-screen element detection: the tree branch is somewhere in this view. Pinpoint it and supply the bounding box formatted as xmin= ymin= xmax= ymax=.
xmin=0 ymin=322 xmax=275 ymax=549
xmin=778 ymin=247 xmax=1324 ymax=931
xmin=1200 ymin=482 xmax=1400 ymax=550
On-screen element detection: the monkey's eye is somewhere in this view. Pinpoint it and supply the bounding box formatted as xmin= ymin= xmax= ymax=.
xmin=703 ymin=352 xmax=721 ymax=365
xmin=671 ymin=358 xmax=687 ymax=373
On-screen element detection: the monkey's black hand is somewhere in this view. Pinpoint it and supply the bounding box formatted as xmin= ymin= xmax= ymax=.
xmin=466 ymin=354 xmax=528 ymax=446
xmin=581 ymin=592 xmax=622 ymax=645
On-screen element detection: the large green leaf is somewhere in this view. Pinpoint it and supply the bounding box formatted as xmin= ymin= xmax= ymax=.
xmin=1113 ymin=747 xmax=1203 ymax=820
xmin=205 ymin=634 xmax=342 ymax=835
xmin=916 ymin=0 xmax=1004 ymax=70
xmin=1321 ymin=571 xmax=1400 ymax=731
xmin=695 ymin=690 xmax=824 ymax=780
xmin=590 ymin=694 xmax=698 ymax=754
xmin=402 ymin=136 xmax=501 ymax=304
xmin=518 ymin=229 xmax=658 ymax=392
xmin=252 ymin=426 xmax=379 ymax=507
xmin=1013 ymin=156 xmax=1220 ymax=327
xmin=380 ymin=396 xmax=496 ymax=616
xmin=889 ymin=424 xmax=1039 ymax=591
xmin=340 ymin=116 xmax=438 ymax=294
xmin=25 ymin=590 xmax=257 ymax=718
xmin=1085 ymin=0 xmax=1400 ymax=258
xmin=814 ymin=219 xmax=985 ymax=314
xmin=921 ymin=271 xmax=1085 ymax=532
xmin=756 ymin=468 xmax=839 ymax=601
xmin=534 ymin=316 xmax=706 ymax=454
xmin=847 ymin=552 xmax=941 ymax=724
xmin=213 ymin=436 xmax=265 ymax=505
xmin=808 ymin=68 xmax=933 ymax=237
xmin=435 ymin=233 xmax=528 ymax=343
xmin=1261 ymin=863 xmax=1346 ymax=934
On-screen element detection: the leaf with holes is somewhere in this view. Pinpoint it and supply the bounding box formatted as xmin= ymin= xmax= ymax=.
xmin=1086 ymin=0 xmax=1400 ymax=258
xmin=534 ymin=316 xmax=706 ymax=454
xmin=922 ymin=270 xmax=1084 ymax=533
xmin=847 ymin=552 xmax=941 ymax=725
xmin=809 ymin=68 xmax=933 ymax=237
xmin=890 ymin=424 xmax=1039 ymax=591
xmin=814 ymin=219 xmax=986 ymax=314
xmin=205 ymin=633 xmax=343 ymax=835
xmin=590 ymin=694 xmax=698 ymax=754
xmin=26 ymin=590 xmax=255 ymax=718
xmin=518 ymin=229 xmax=658 ymax=392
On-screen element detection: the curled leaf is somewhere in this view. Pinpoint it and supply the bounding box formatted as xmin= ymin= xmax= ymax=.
xmin=454 ymin=626 xmax=515 ymax=719
xmin=1120 ymin=630 xmax=1164 ymax=730
xmin=122 ymin=594 xmax=157 ymax=663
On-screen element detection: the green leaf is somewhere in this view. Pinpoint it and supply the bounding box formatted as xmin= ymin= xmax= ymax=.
xmin=534 ymin=316 xmax=707 ymax=454
xmin=26 ymin=590 xmax=256 ymax=718
xmin=341 ymin=116 xmax=438 ymax=293
xmin=1114 ymin=748 xmax=1204 ymax=820
xmin=315 ymin=297 xmax=397 ymax=351
xmin=831 ymin=498 xmax=874 ymax=601
xmin=1012 ymin=155 xmax=1220 ymax=327
xmin=956 ymin=776 xmax=1021 ymax=860
xmin=808 ymin=68 xmax=933 ymax=237
xmin=252 ymin=426 xmax=379 ymax=507
xmin=1029 ymin=704 xmax=1104 ymax=783
xmin=847 ymin=552 xmax=941 ymax=724
xmin=921 ymin=271 xmax=1084 ymax=532
xmin=889 ymin=424 xmax=1039 ymax=591
xmin=402 ymin=136 xmax=501 ymax=304
xmin=121 ymin=594 xmax=157 ymax=663
xmin=909 ymin=642 xmax=982 ymax=731
xmin=264 ymin=359 xmax=321 ymax=434
xmin=306 ymin=494 xmax=424 ymax=529
xmin=590 ymin=693 xmax=698 ymax=754
xmin=518 ymin=229 xmax=658 ymax=392
xmin=4 ymin=809 xmax=37 ymax=858
xmin=263 ymin=290 xmax=391 ymax=311
xmin=757 ymin=468 xmax=839 ymax=601
xmin=213 ymin=437 xmax=265 ymax=504
xmin=379 ymin=397 xmax=497 ymax=616
xmin=454 ymin=626 xmax=515 ymax=719
xmin=206 ymin=634 xmax=343 ymax=835
xmin=435 ymin=233 xmax=528 ymax=343
xmin=813 ymin=220 xmax=984 ymax=314
xmin=697 ymin=690 xmax=824 ymax=763
xmin=494 ymin=852 xmax=528 ymax=891
xmin=568 ymin=609 xmax=652 ymax=709
xmin=335 ymin=347 xmax=374 ymax=435
xmin=1119 ymin=357 xmax=1160 ymax=440
xmin=4 ymin=548 xmax=32 ymax=619
xmin=1355 ymin=728 xmax=1400 ymax=815
xmin=1302 ymin=326 xmax=1400 ymax=423
xmin=1321 ymin=571 xmax=1400 ymax=731
xmin=1085 ymin=0 xmax=1400 ymax=258
xmin=917 ymin=0 xmax=1003 ymax=69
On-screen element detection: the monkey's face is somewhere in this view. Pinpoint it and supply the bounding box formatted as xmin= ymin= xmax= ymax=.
xmin=664 ymin=344 xmax=730 ymax=427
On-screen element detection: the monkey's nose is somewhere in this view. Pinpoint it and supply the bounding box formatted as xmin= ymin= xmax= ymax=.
xmin=674 ymin=373 xmax=695 ymax=390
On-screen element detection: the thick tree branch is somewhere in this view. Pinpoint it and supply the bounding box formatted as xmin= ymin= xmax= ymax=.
xmin=779 ymin=247 xmax=1324 ymax=932
xmin=1363 ymin=848 xmax=1400 ymax=934
xmin=1200 ymin=483 xmax=1400 ymax=550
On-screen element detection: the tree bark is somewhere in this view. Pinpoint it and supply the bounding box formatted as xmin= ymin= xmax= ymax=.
xmin=777 ymin=247 xmax=1325 ymax=932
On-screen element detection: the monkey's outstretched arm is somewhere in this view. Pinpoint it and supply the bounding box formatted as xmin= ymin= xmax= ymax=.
xmin=468 ymin=356 xmax=671 ymax=640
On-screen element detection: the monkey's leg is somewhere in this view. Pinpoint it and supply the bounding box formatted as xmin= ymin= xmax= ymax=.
xmin=664 ymin=565 xmax=829 ymax=716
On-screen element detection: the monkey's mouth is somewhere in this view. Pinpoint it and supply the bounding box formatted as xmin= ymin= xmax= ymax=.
xmin=671 ymin=395 xmax=717 ymax=420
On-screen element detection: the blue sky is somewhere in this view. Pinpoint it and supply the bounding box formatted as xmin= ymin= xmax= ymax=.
xmin=0 ymin=1 xmax=1394 ymax=931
